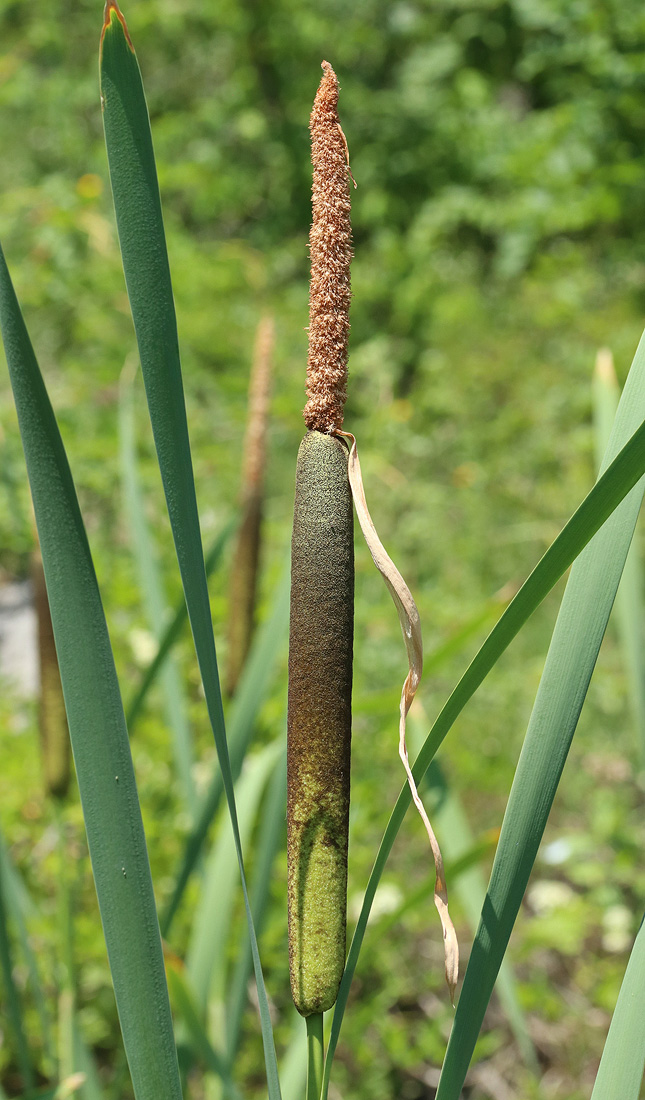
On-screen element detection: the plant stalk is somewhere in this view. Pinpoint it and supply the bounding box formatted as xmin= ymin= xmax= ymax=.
xmin=305 ymin=1013 xmax=324 ymax=1100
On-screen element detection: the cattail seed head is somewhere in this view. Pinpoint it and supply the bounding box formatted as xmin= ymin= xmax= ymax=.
xmin=304 ymin=61 xmax=353 ymax=434
xmin=287 ymin=431 xmax=354 ymax=1014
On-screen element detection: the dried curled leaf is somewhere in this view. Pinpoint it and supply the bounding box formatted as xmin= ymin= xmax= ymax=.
xmin=337 ymin=430 xmax=459 ymax=1003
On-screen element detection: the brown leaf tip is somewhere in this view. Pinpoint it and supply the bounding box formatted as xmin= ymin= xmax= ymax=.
xmin=304 ymin=62 xmax=353 ymax=434
xmin=101 ymin=0 xmax=135 ymax=52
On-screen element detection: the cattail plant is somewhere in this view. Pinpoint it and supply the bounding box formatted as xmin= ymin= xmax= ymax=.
xmin=288 ymin=73 xmax=458 ymax=1090
xmin=225 ymin=314 xmax=274 ymax=697
xmin=287 ymin=63 xmax=354 ymax=1031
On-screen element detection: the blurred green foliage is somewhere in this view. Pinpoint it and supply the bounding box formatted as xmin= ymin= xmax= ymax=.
xmin=2 ymin=1 xmax=645 ymax=1097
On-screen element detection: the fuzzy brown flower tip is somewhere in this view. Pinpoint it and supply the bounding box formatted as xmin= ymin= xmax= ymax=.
xmin=304 ymin=61 xmax=353 ymax=434
xmin=242 ymin=314 xmax=274 ymax=494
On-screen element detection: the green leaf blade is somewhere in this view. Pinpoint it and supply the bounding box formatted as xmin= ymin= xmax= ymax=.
xmin=593 ymin=350 xmax=645 ymax=765
xmin=0 ymin=245 xmax=182 ymax=1100
xmin=323 ymin=339 xmax=645 ymax=1097
xmin=436 ymin=333 xmax=645 ymax=1098
xmin=590 ymin=913 xmax=645 ymax=1100
xmin=118 ymin=364 xmax=195 ymax=812
xmin=99 ymin=11 xmax=281 ymax=1095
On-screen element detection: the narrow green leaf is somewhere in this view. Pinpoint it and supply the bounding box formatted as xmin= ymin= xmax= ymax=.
xmin=0 ymin=828 xmax=55 ymax=1068
xmin=0 ymin=848 xmax=35 ymax=1094
xmin=593 ymin=348 xmax=645 ymax=765
xmin=278 ymin=1011 xmax=309 ymax=1100
xmin=423 ymin=586 xmax=513 ymax=676
xmin=71 ymin=1024 xmax=105 ymax=1100
xmin=99 ymin=10 xmax=280 ymax=1094
xmin=55 ymin=815 xmax=75 ymax=1086
xmin=590 ymin=912 xmax=645 ymax=1100
xmin=166 ymin=966 xmax=243 ymax=1100
xmin=187 ymin=739 xmax=282 ymax=1016
xmin=422 ymin=755 xmax=537 ymax=1073
xmin=0 ymin=244 xmax=182 ymax=1100
xmin=436 ymin=332 xmax=645 ymax=1097
xmin=118 ymin=362 xmax=195 ymax=810
xmin=322 ymin=330 xmax=645 ymax=1098
xmin=126 ymin=520 xmax=235 ymax=733
xmin=226 ymin=747 xmax=287 ymax=1063
xmin=161 ymin=558 xmax=290 ymax=938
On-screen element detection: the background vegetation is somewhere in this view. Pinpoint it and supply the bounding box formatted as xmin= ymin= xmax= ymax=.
xmin=2 ymin=0 xmax=645 ymax=1096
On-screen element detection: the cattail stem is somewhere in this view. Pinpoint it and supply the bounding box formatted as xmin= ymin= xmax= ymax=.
xmin=305 ymin=1012 xmax=324 ymax=1100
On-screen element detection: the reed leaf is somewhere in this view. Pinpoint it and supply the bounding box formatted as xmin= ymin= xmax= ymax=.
xmin=422 ymin=754 xmax=537 ymax=1073
xmin=226 ymin=746 xmax=287 ymax=1063
xmin=187 ymin=739 xmax=282 ymax=1017
xmin=99 ymin=8 xmax=280 ymax=1094
xmin=0 ymin=847 xmax=35 ymax=1094
xmin=278 ymin=1011 xmax=309 ymax=1100
xmin=118 ymin=362 xmax=195 ymax=810
xmin=435 ymin=330 xmax=645 ymax=1097
xmin=161 ymin=558 xmax=290 ymax=938
xmin=0 ymin=829 xmax=54 ymax=1068
xmin=590 ymin=911 xmax=645 ymax=1100
xmin=126 ymin=520 xmax=234 ymax=733
xmin=593 ymin=348 xmax=645 ymax=764
xmin=0 ymin=244 xmax=181 ymax=1100
xmin=166 ymin=964 xmax=243 ymax=1100
xmin=322 ymin=332 xmax=645 ymax=1097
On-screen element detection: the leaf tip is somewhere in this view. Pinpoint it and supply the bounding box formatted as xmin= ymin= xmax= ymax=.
xmin=100 ymin=0 xmax=135 ymax=53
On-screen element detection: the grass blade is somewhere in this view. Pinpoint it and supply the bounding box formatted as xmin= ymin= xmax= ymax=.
xmin=226 ymin=746 xmax=287 ymax=1063
xmin=71 ymin=1023 xmax=105 ymax=1100
xmin=166 ymin=964 xmax=243 ymax=1100
xmin=161 ymin=557 xmax=290 ymax=938
xmin=593 ymin=348 xmax=645 ymax=765
xmin=126 ymin=520 xmax=235 ymax=733
xmin=118 ymin=362 xmax=195 ymax=809
xmin=590 ymin=911 xmax=645 ymax=1100
xmin=322 ymin=330 xmax=645 ymax=1098
xmin=99 ymin=9 xmax=280 ymax=1094
xmin=0 ymin=829 xmax=55 ymax=1069
xmin=436 ymin=333 xmax=645 ymax=1097
xmin=278 ymin=1011 xmax=309 ymax=1100
xmin=186 ymin=739 xmax=282 ymax=1017
xmin=423 ymin=756 xmax=537 ymax=1073
xmin=0 ymin=849 xmax=35 ymax=1094
xmin=0 ymin=245 xmax=182 ymax=1100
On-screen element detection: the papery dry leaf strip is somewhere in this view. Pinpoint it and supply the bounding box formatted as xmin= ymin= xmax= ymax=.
xmin=337 ymin=429 xmax=459 ymax=1003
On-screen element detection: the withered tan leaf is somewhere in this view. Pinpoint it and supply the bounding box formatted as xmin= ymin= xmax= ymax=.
xmin=337 ymin=430 xmax=459 ymax=1003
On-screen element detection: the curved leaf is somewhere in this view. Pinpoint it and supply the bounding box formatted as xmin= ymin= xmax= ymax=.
xmin=322 ymin=331 xmax=645 ymax=1097
xmin=436 ymin=332 xmax=645 ymax=1097
xmin=590 ymin=912 xmax=645 ymax=1100
xmin=0 ymin=245 xmax=182 ymax=1100
xmin=99 ymin=8 xmax=280 ymax=1095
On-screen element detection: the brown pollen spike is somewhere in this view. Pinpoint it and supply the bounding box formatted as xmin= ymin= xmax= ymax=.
xmin=304 ymin=62 xmax=353 ymax=434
